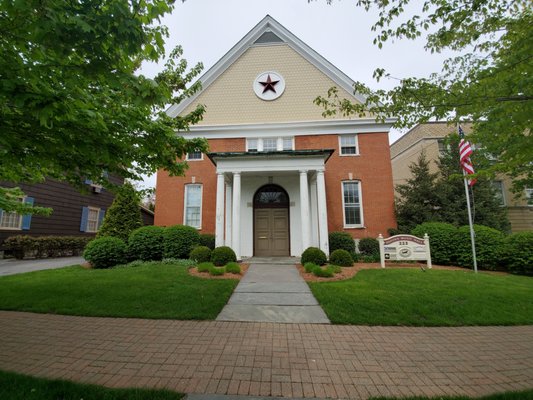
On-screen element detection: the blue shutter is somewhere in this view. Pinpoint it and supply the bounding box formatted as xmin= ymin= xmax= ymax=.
xmin=97 ymin=208 xmax=106 ymax=230
xmin=0 ymin=208 xmax=3 ymax=224
xmin=21 ymin=197 xmax=34 ymax=230
xmin=84 ymin=179 xmax=92 ymax=185
xmin=80 ymin=207 xmax=89 ymax=232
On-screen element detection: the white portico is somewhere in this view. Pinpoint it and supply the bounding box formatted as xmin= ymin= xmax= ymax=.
xmin=209 ymin=150 xmax=333 ymax=259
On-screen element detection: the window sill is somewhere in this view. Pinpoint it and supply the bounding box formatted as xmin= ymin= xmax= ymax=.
xmin=343 ymin=225 xmax=365 ymax=229
xmin=339 ymin=153 xmax=360 ymax=157
xmin=0 ymin=227 xmax=22 ymax=231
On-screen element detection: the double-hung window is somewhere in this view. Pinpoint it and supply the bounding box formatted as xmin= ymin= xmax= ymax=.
xmin=262 ymin=138 xmax=277 ymax=152
xmin=339 ymin=135 xmax=358 ymax=156
xmin=0 ymin=196 xmax=34 ymax=230
xmin=184 ymin=184 xmax=202 ymax=228
xmin=80 ymin=206 xmax=105 ymax=233
xmin=491 ymin=181 xmax=506 ymax=206
xmin=342 ymin=181 xmax=363 ymax=227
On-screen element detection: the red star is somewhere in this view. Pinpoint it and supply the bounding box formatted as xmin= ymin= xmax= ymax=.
xmin=259 ymin=74 xmax=280 ymax=94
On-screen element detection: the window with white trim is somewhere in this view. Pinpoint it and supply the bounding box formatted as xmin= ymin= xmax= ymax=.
xmin=526 ymin=188 xmax=533 ymax=206
xmin=186 ymin=150 xmax=202 ymax=160
xmin=86 ymin=207 xmax=101 ymax=233
xmin=184 ymin=184 xmax=202 ymax=228
xmin=339 ymin=135 xmax=359 ymax=155
xmin=491 ymin=181 xmax=506 ymax=206
xmin=246 ymin=137 xmax=294 ymax=152
xmin=342 ymin=181 xmax=363 ymax=227
xmin=0 ymin=209 xmax=22 ymax=229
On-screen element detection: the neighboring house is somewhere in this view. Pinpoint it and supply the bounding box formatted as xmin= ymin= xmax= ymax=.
xmin=0 ymin=177 xmax=154 ymax=250
xmin=155 ymin=15 xmax=397 ymax=258
xmin=390 ymin=122 xmax=533 ymax=232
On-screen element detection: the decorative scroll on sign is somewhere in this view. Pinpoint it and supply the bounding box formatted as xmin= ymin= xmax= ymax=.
xmin=377 ymin=234 xmax=432 ymax=269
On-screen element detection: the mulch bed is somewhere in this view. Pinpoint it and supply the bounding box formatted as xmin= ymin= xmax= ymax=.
xmin=189 ymin=263 xmax=249 ymax=280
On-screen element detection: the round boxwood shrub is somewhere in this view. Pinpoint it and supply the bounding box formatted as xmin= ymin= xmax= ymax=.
xmin=329 ymin=249 xmax=353 ymax=266
xmin=411 ymin=222 xmax=457 ymax=265
xmin=163 ymin=225 xmax=200 ymax=259
xmin=301 ymin=247 xmax=327 ymax=266
xmin=358 ymin=237 xmax=379 ymax=256
xmin=84 ymin=237 xmax=127 ymax=269
xmin=328 ymin=231 xmax=355 ymax=254
xmin=190 ymin=246 xmax=212 ymax=263
xmin=199 ymin=234 xmax=216 ymax=250
xmin=211 ymin=246 xmax=237 ymax=266
xmin=127 ymin=226 xmax=165 ymax=261
xmin=503 ymin=231 xmax=533 ymax=275
xmin=455 ymin=224 xmax=505 ymax=270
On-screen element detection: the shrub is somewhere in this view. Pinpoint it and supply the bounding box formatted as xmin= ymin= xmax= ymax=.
xmin=411 ymin=222 xmax=457 ymax=265
xmin=503 ymin=231 xmax=533 ymax=275
xmin=328 ymin=232 xmax=355 ymax=253
xmin=301 ymin=247 xmax=327 ymax=266
xmin=163 ymin=225 xmax=200 ymax=259
xmin=199 ymin=234 xmax=216 ymax=250
xmin=313 ymin=266 xmax=334 ymax=278
xmin=127 ymin=226 xmax=165 ymax=261
xmin=304 ymin=262 xmax=318 ymax=273
xmin=362 ymin=254 xmax=380 ymax=263
xmin=358 ymin=237 xmax=379 ymax=256
xmin=329 ymin=265 xmax=342 ymax=274
xmin=225 ymin=262 xmax=241 ymax=274
xmin=455 ymin=225 xmax=505 ymax=270
xmin=209 ymin=265 xmax=225 ymax=276
xmin=3 ymin=235 xmax=91 ymax=259
xmin=189 ymin=246 xmax=212 ymax=263
xmin=197 ymin=262 xmax=214 ymax=273
xmin=83 ymin=237 xmax=127 ymax=269
xmin=329 ymin=249 xmax=353 ymax=266
xmin=161 ymin=258 xmax=196 ymax=267
xmin=211 ymin=246 xmax=237 ymax=266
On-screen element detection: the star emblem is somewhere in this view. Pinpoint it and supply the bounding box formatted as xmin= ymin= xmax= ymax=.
xmin=259 ymin=74 xmax=280 ymax=94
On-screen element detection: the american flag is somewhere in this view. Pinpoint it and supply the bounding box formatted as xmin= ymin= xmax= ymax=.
xmin=458 ymin=126 xmax=476 ymax=186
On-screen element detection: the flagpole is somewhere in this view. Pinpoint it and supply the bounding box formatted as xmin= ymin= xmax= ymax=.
xmin=462 ymin=171 xmax=478 ymax=273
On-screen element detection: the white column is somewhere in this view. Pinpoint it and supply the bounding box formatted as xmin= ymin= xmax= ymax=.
xmin=299 ymin=170 xmax=311 ymax=251
xmin=316 ymin=169 xmax=330 ymax=255
xmin=232 ymin=172 xmax=241 ymax=259
xmin=225 ymin=181 xmax=232 ymax=248
xmin=215 ymin=172 xmax=225 ymax=247
xmin=309 ymin=177 xmax=318 ymax=247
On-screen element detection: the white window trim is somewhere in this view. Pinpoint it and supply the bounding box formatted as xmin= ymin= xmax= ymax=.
xmin=0 ymin=196 xmax=25 ymax=231
xmin=341 ymin=180 xmax=364 ymax=228
xmin=183 ymin=184 xmax=203 ymax=229
xmin=85 ymin=206 xmax=101 ymax=233
xmin=492 ymin=181 xmax=506 ymax=207
xmin=185 ymin=151 xmax=203 ymax=161
xmin=246 ymin=137 xmax=295 ymax=152
xmin=525 ymin=188 xmax=533 ymax=207
xmin=338 ymin=134 xmax=360 ymax=156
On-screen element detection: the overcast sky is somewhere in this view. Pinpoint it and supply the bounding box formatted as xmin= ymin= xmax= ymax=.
xmin=139 ymin=0 xmax=448 ymax=189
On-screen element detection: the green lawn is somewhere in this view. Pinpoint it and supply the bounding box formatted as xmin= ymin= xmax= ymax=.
xmin=0 ymin=262 xmax=237 ymax=319
xmin=0 ymin=370 xmax=183 ymax=400
xmin=309 ymin=269 xmax=533 ymax=326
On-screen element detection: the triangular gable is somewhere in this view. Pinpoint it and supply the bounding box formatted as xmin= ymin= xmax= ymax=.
xmin=166 ymin=15 xmax=366 ymax=118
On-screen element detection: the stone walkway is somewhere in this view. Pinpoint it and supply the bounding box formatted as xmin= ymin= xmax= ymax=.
xmin=0 ymin=256 xmax=84 ymax=276
xmin=216 ymin=264 xmax=329 ymax=324
xmin=1 ymin=311 xmax=532 ymax=399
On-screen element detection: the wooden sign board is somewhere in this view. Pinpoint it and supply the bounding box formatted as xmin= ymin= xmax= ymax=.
xmin=377 ymin=234 xmax=432 ymax=269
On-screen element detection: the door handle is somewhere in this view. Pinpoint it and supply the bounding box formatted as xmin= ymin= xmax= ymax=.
xmin=258 ymin=236 xmax=268 ymax=239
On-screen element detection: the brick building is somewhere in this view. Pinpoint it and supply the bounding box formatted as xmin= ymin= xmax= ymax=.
xmin=155 ymin=15 xmax=397 ymax=258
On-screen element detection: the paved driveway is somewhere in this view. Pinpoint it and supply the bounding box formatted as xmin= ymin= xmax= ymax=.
xmin=0 ymin=256 xmax=85 ymax=276
xmin=0 ymin=311 xmax=531 ymax=399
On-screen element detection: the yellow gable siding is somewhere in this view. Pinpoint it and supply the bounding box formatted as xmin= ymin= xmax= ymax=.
xmin=181 ymin=44 xmax=361 ymax=125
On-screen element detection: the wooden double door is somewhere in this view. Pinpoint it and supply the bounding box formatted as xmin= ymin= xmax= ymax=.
xmin=254 ymin=208 xmax=290 ymax=256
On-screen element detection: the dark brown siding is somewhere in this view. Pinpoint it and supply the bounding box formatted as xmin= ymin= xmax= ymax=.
xmin=141 ymin=208 xmax=155 ymax=226
xmin=0 ymin=177 xmax=123 ymax=247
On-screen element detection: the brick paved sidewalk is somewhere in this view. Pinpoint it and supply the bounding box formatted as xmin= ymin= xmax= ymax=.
xmin=0 ymin=311 xmax=531 ymax=399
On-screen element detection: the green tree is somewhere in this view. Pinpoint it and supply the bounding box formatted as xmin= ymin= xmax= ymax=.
xmin=315 ymin=0 xmax=532 ymax=192
xmin=97 ymin=183 xmax=143 ymax=242
xmin=395 ymin=152 xmax=442 ymax=232
xmin=0 ymin=0 xmax=207 ymax=212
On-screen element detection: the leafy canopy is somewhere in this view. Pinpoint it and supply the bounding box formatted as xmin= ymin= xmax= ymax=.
xmin=315 ymin=0 xmax=532 ymax=192
xmin=0 ymin=0 xmax=207 ymax=212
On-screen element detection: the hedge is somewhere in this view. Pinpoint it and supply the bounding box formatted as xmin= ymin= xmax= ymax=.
xmin=411 ymin=222 xmax=457 ymax=265
xmin=83 ymin=237 xmax=127 ymax=269
xmin=163 ymin=225 xmax=200 ymax=259
xmin=328 ymin=232 xmax=355 ymax=254
xmin=358 ymin=237 xmax=379 ymax=256
xmin=3 ymin=235 xmax=91 ymax=259
xmin=127 ymin=226 xmax=165 ymax=261
xmin=504 ymin=231 xmax=533 ymax=275
xmin=455 ymin=225 xmax=505 ymax=270
xmin=199 ymin=234 xmax=216 ymax=250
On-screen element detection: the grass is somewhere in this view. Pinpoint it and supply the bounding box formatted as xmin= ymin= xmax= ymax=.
xmin=0 ymin=369 xmax=183 ymax=400
xmin=0 ymin=261 xmax=238 ymax=319
xmin=370 ymin=391 xmax=533 ymax=400
xmin=308 ymin=269 xmax=533 ymax=326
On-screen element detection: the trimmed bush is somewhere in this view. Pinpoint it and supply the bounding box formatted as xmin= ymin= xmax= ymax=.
xmin=209 ymin=266 xmax=225 ymax=276
xmin=329 ymin=249 xmax=353 ymax=266
xmin=301 ymin=247 xmax=327 ymax=266
xmin=411 ymin=222 xmax=457 ymax=265
xmin=3 ymin=235 xmax=91 ymax=259
xmin=329 ymin=265 xmax=342 ymax=274
xmin=328 ymin=232 xmax=355 ymax=254
xmin=197 ymin=262 xmax=214 ymax=273
xmin=163 ymin=225 xmax=200 ymax=259
xmin=304 ymin=262 xmax=318 ymax=273
xmin=313 ymin=266 xmax=334 ymax=278
xmin=83 ymin=237 xmax=127 ymax=269
xmin=211 ymin=246 xmax=237 ymax=266
xmin=127 ymin=226 xmax=165 ymax=261
xmin=504 ymin=231 xmax=533 ymax=275
xmin=189 ymin=246 xmax=212 ymax=263
xmin=362 ymin=254 xmax=380 ymax=263
xmin=225 ymin=262 xmax=241 ymax=274
xmin=455 ymin=225 xmax=505 ymax=270
xmin=199 ymin=234 xmax=216 ymax=250
xmin=358 ymin=237 xmax=379 ymax=256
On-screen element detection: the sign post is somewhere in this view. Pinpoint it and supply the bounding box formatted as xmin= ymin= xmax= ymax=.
xmin=378 ymin=234 xmax=432 ymax=269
